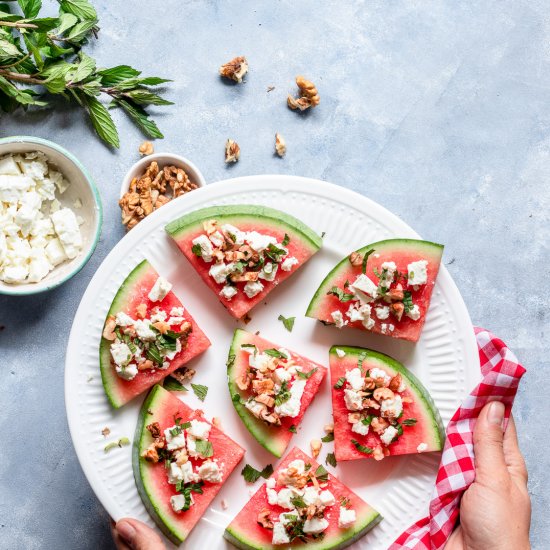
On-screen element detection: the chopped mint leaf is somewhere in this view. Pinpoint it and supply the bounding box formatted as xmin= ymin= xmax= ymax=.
xmin=357 ymin=351 xmax=368 ymax=373
xmin=396 ymin=424 xmax=404 ymax=436
xmin=226 ymin=354 xmax=236 ymax=368
xmin=282 ymin=233 xmax=290 ymax=246
xmin=191 ymin=383 xmax=208 ymax=402
xmin=289 ymin=425 xmax=297 ymax=433
xmin=402 ymin=418 xmax=418 ymax=426
xmin=278 ymin=314 xmax=295 ymax=332
xmin=351 ymin=439 xmax=373 ymax=454
xmin=327 ymin=286 xmax=355 ymax=302
xmin=334 ymin=377 xmax=346 ymax=389
xmin=275 ymin=381 xmax=291 ymax=406
xmin=361 ymin=415 xmax=374 ymax=426
xmin=325 ymin=452 xmax=337 ymax=468
xmin=232 ymin=393 xmax=244 ymax=404
xmin=340 ymin=496 xmax=350 ymax=507
xmin=321 ymin=432 xmax=334 ymax=443
xmin=191 ymin=243 xmax=202 ymax=257
xmin=321 ymin=231 xmax=326 ymax=238
xmin=241 ymin=463 xmax=274 ymax=483
xmin=403 ymin=291 xmax=414 ymax=313
xmin=195 ymin=439 xmax=213 ymax=457
xmin=163 ymin=377 xmax=188 ymax=392
xmin=290 ymin=495 xmax=306 ymax=508
xmin=264 ymin=348 xmax=285 ymax=358
xmin=296 ymin=367 xmax=318 ymax=380
xmin=314 ymin=464 xmax=329 ymax=482
xmin=361 ymin=249 xmax=375 ymax=274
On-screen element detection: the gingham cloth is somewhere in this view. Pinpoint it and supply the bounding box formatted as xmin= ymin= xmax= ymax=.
xmin=390 ymin=327 xmax=526 ymax=549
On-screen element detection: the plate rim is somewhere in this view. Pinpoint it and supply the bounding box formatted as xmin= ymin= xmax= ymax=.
xmin=64 ymin=174 xmax=478 ymax=542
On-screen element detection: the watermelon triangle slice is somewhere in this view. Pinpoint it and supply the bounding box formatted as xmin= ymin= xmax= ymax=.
xmin=329 ymin=346 xmax=444 ymax=462
xmin=224 ymin=447 xmax=382 ymax=549
xmin=133 ymin=385 xmax=245 ymax=545
xmin=228 ymin=329 xmax=327 ymax=457
xmin=306 ymin=238 xmax=444 ymax=342
xmin=99 ymin=260 xmax=211 ymax=408
xmin=165 ymin=205 xmax=323 ymax=319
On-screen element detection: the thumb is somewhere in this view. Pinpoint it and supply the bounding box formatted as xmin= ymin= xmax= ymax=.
xmin=472 ymin=400 xmax=507 ymax=483
xmin=114 ymin=518 xmax=166 ymax=550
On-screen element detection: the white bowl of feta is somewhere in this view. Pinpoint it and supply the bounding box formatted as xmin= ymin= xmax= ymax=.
xmin=119 ymin=152 xmax=206 ymax=198
xmin=0 ymin=136 xmax=102 ymax=295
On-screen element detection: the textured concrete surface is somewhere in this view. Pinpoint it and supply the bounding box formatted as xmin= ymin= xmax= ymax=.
xmin=0 ymin=1 xmax=548 ymax=548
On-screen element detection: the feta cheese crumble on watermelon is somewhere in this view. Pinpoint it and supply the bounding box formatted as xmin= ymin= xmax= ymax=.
xmin=224 ymin=447 xmax=382 ymax=549
xmin=306 ymin=239 xmax=443 ymax=342
xmin=99 ymin=260 xmax=210 ymax=408
xmin=228 ymin=329 xmax=327 ymax=457
xmin=133 ymin=385 xmax=245 ymax=545
xmin=330 ymin=346 xmax=444 ymax=462
xmin=165 ymin=205 xmax=323 ymax=319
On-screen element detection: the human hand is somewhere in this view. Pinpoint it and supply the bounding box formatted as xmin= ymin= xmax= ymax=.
xmin=446 ymin=401 xmax=531 ymax=550
xmin=111 ymin=518 xmax=166 ymax=550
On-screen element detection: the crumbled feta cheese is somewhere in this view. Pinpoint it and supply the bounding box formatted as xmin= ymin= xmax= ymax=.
xmin=115 ymin=311 xmax=135 ymax=327
xmin=281 ymin=256 xmax=298 ymax=271
xmin=363 ymin=316 xmax=375 ymax=330
xmin=369 ymin=368 xmax=391 ymax=386
xmin=0 ymin=174 xmax=34 ymax=202
xmin=164 ymin=426 xmax=186 ymax=451
xmin=15 ymin=191 xmax=42 ymax=237
xmin=208 ymin=230 xmax=225 ymax=247
xmin=319 ymin=490 xmax=336 ymax=507
xmin=115 ymin=363 xmax=138 ymax=381
xmin=51 ymin=208 xmax=83 ymax=259
xmin=338 ymin=507 xmax=356 ymax=528
xmin=380 ymin=425 xmax=399 ymax=445
xmin=278 ymin=348 xmax=291 ymax=360
xmin=258 ymin=262 xmax=278 ymax=281
xmin=335 ymin=348 xmax=346 ymax=358
xmin=150 ymin=309 xmax=167 ymax=323
xmin=375 ymin=305 xmax=390 ymax=320
xmin=170 ymin=306 xmax=184 ymax=316
xmin=110 ymin=342 xmax=132 ymax=367
xmin=148 ymin=276 xmax=172 ymax=302
xmin=198 ymin=460 xmax=223 ymax=483
xmin=249 ymin=352 xmax=275 ymax=372
xmin=0 ymin=155 xmax=21 ymax=175
xmin=303 ymin=517 xmax=329 ymax=534
xmin=277 ymin=487 xmax=299 ymax=509
xmin=244 ymin=231 xmax=277 ymax=252
xmin=168 ymin=316 xmax=185 ymax=325
xmin=221 ymin=224 xmax=245 ymax=245
xmin=134 ymin=319 xmax=157 ymax=341
xmin=245 ymin=399 xmax=266 ymax=417
xmin=192 ymin=234 xmax=214 ymax=262
xmin=389 ymin=324 xmax=395 ymax=332
xmin=417 ymin=442 xmax=428 ymax=453
xmin=188 ymin=420 xmax=211 ymax=440
xmin=273 ymin=367 xmax=291 ymax=384
xmin=408 ymin=260 xmax=428 ymax=286
xmin=244 ymin=280 xmax=264 ymax=298
xmin=380 ymin=394 xmax=403 ymax=420
xmin=331 ymin=310 xmax=347 ymax=328
xmin=266 ymin=478 xmax=276 ymax=489
xmin=220 ymin=284 xmax=238 ymax=300
xmin=272 ymin=522 xmax=290 ymax=545
xmin=346 ymin=303 xmax=371 ymax=323
xmin=168 ymin=461 xmax=185 ymax=483
xmin=379 ymin=261 xmax=397 ymax=289
xmin=352 ymin=419 xmax=370 ymax=436
xmin=267 ymin=488 xmax=278 ymax=505
xmin=27 ymin=249 xmax=51 ymax=283
xmin=344 ymin=389 xmax=363 ymax=411
xmin=406 ymin=304 xmax=421 ymax=321
xmin=349 ymin=274 xmax=378 ymax=303
xmin=274 ymin=379 xmax=306 ymax=418
xmin=209 ymin=262 xmax=235 ymax=284
xmin=1 ymin=264 xmax=28 ymax=283
xmin=44 ymin=238 xmax=67 ymax=266
xmin=345 ymin=368 xmax=364 ymax=391
xmin=170 ymin=494 xmax=187 ymax=512
xmin=286 ymin=460 xmax=305 ymax=474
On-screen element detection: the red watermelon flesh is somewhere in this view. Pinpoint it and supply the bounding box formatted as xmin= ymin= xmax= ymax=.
xmin=224 ymin=447 xmax=382 ymax=549
xmin=133 ymin=385 xmax=245 ymax=545
xmin=165 ymin=205 xmax=323 ymax=319
xmin=329 ymin=346 xmax=444 ymax=462
xmin=306 ymin=239 xmax=444 ymax=342
xmin=100 ymin=260 xmax=211 ymax=409
xmin=228 ymin=329 xmax=327 ymax=457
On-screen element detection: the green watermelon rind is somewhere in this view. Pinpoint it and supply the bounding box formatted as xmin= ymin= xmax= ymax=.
xmin=305 ymin=238 xmax=444 ymax=318
xmin=132 ymin=384 xmax=186 ymax=545
xmin=329 ymin=345 xmax=445 ymax=450
xmin=99 ymin=259 xmax=151 ymax=410
xmin=224 ymin=509 xmax=382 ymax=550
xmin=227 ymin=329 xmax=288 ymax=458
xmin=164 ymin=204 xmax=323 ymax=251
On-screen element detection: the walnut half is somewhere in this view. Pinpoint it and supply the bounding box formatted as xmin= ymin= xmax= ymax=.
xmin=275 ymin=133 xmax=286 ymax=157
xmin=225 ymin=139 xmax=240 ymax=163
xmin=219 ymin=56 xmax=249 ymax=83
xmin=287 ymin=75 xmax=320 ymax=111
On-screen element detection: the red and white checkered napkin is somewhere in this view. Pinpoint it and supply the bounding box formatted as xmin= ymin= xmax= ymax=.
xmin=390 ymin=327 xmax=526 ymax=550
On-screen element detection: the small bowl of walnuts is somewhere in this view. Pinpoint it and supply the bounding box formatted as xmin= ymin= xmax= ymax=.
xmin=119 ymin=151 xmax=206 ymax=230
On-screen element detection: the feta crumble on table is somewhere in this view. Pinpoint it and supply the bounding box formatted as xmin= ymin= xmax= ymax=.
xmin=0 ymin=151 xmax=83 ymax=284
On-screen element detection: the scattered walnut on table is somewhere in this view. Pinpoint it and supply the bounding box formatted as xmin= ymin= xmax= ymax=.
xmin=225 ymin=139 xmax=240 ymax=163
xmin=138 ymin=141 xmax=154 ymax=156
xmin=287 ymin=75 xmax=320 ymax=111
xmin=119 ymin=160 xmax=199 ymax=230
xmin=275 ymin=133 xmax=286 ymax=157
xmin=219 ymin=56 xmax=249 ymax=83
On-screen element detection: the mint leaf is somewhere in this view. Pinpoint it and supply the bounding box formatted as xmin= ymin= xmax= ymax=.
xmin=195 ymin=439 xmax=213 ymax=458
xmin=334 ymin=376 xmax=345 ymax=389
xmin=296 ymin=367 xmax=318 ymax=380
xmin=18 ymin=0 xmax=42 ymax=18
xmin=361 ymin=249 xmax=375 ymax=274
xmin=191 ymin=383 xmax=208 ymax=402
xmin=403 ymin=291 xmax=413 ymax=314
xmin=241 ymin=463 xmax=274 ymax=483
xmin=314 ymin=464 xmax=329 ymax=482
xmin=321 ymin=432 xmax=334 ymax=443
xmin=163 ymin=377 xmax=188 ymax=392
xmin=327 ymin=286 xmax=355 ymax=302
xmin=277 ymin=314 xmax=295 ymax=332
xmin=282 ymin=233 xmax=290 ymax=246
xmin=71 ymin=52 xmax=95 ymax=84
xmin=289 ymin=425 xmax=297 ymax=433
xmin=98 ymin=65 xmax=141 ymax=85
xmin=84 ymin=95 xmax=119 ymax=147
xmin=264 ymin=348 xmax=285 ymax=358
xmin=114 ymin=98 xmax=163 ymax=139
xmin=402 ymin=418 xmax=417 ymax=426
xmin=351 ymin=439 xmax=373 ymax=454
xmin=60 ymin=0 xmax=97 ymax=21
xmin=325 ymin=452 xmax=337 ymax=468
xmin=124 ymin=89 xmax=173 ymax=106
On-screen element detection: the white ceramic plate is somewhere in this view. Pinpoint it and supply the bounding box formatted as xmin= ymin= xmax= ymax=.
xmin=65 ymin=176 xmax=479 ymax=549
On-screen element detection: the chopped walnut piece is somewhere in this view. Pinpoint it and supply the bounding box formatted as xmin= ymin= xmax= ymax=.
xmin=389 ymin=373 xmax=402 ymax=392
xmin=102 ymin=316 xmax=116 ymax=340
xmin=146 ymin=422 xmax=162 ymax=439
xmin=119 ymin=161 xmax=198 ymax=230
xmin=349 ymin=251 xmax=363 ymax=266
xmin=310 ymin=438 xmax=322 ymax=459
xmin=138 ymin=360 xmax=155 ymax=371
xmin=203 ymin=219 xmax=218 ymax=234
xmin=373 ymin=446 xmax=386 ymax=461
xmin=390 ymin=302 xmax=405 ymax=322
xmin=371 ymin=417 xmax=389 ymax=434
xmin=221 ymin=499 xmax=229 ymax=510
xmin=347 ymin=412 xmax=361 ymax=424
xmin=255 ymin=393 xmax=275 ymax=407
xmin=388 ymin=288 xmax=405 ymax=302
xmin=152 ymin=321 xmax=170 ymax=334
xmin=373 ymin=387 xmax=395 ymax=402
xmin=252 ymin=379 xmax=275 ymax=395
xmin=139 ymin=141 xmax=154 ymax=156
xmin=101 ymin=427 xmax=111 ymax=437
xmin=142 ymin=446 xmax=160 ymax=463
xmin=219 ymin=56 xmax=249 ymax=83
xmin=136 ymin=303 xmax=147 ymax=319
xmin=225 ymin=139 xmax=241 ymax=163
xmin=171 ymin=367 xmax=195 ymax=385
xmin=257 ymin=508 xmax=273 ymax=529
xmin=287 ymin=75 xmax=320 ymax=111
xmin=260 ymin=409 xmax=281 ymax=426
xmin=275 ymin=133 xmax=286 ymax=157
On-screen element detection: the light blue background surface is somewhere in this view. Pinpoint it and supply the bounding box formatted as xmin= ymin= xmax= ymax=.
xmin=1 ymin=1 xmax=548 ymax=548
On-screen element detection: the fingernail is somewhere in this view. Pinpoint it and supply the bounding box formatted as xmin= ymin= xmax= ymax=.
xmin=487 ymin=401 xmax=505 ymax=425
xmin=116 ymin=520 xmax=136 ymax=543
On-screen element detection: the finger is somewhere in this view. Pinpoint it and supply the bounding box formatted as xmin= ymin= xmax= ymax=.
xmin=110 ymin=520 xmax=132 ymax=550
xmin=115 ymin=518 xmax=166 ymax=550
xmin=472 ymin=401 xmax=507 ymax=482
xmin=503 ymin=414 xmax=528 ymax=485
